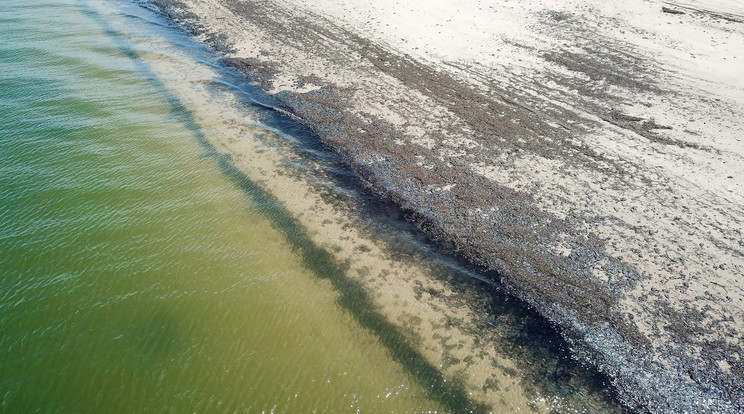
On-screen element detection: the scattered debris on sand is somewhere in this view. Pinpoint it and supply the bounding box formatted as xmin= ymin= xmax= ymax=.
xmin=144 ymin=0 xmax=744 ymax=412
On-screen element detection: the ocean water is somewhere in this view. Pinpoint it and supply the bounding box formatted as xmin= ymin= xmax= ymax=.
xmin=0 ymin=1 xmax=625 ymax=413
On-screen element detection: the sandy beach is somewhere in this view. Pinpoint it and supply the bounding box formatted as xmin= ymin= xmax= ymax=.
xmin=145 ymin=0 xmax=744 ymax=412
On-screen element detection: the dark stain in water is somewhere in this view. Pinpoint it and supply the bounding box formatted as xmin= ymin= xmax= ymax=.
xmin=80 ymin=2 xmax=488 ymax=412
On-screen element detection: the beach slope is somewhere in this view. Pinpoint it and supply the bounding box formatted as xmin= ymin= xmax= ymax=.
xmin=145 ymin=0 xmax=744 ymax=411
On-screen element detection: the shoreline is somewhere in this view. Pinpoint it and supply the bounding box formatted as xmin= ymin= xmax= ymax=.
xmin=144 ymin=0 xmax=744 ymax=412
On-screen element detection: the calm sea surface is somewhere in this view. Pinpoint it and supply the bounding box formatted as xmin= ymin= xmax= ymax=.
xmin=0 ymin=1 xmax=625 ymax=413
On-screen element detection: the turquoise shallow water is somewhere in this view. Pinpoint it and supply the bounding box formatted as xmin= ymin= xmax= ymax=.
xmin=0 ymin=1 xmax=625 ymax=413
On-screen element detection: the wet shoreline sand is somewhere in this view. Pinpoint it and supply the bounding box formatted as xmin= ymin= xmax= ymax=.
xmin=144 ymin=0 xmax=744 ymax=412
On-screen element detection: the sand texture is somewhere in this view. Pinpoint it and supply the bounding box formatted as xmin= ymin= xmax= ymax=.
xmin=144 ymin=0 xmax=744 ymax=412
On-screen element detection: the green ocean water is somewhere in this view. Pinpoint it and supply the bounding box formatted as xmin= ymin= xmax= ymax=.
xmin=0 ymin=1 xmax=627 ymax=413
xmin=0 ymin=1 xmax=446 ymax=412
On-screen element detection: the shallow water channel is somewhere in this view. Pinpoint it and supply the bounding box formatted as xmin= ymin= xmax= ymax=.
xmin=0 ymin=1 xmax=625 ymax=412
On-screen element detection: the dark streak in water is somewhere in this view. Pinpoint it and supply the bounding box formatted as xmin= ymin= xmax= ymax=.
xmin=77 ymin=2 xmax=489 ymax=412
